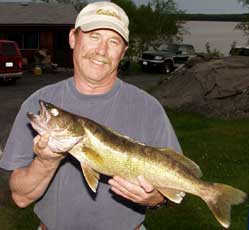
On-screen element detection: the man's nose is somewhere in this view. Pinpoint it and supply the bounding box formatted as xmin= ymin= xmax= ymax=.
xmin=95 ymin=40 xmax=108 ymax=56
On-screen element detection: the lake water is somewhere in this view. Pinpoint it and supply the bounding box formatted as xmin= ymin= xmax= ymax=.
xmin=182 ymin=21 xmax=248 ymax=55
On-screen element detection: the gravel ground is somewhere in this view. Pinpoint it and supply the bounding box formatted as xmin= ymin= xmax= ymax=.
xmin=0 ymin=70 xmax=73 ymax=149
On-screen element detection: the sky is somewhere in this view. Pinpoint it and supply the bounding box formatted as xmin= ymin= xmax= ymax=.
xmin=0 ymin=0 xmax=248 ymax=14
xmin=135 ymin=0 xmax=248 ymax=14
xmin=88 ymin=0 xmax=248 ymax=14
xmin=174 ymin=0 xmax=248 ymax=14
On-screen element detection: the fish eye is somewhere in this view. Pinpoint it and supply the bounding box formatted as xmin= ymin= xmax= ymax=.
xmin=50 ymin=108 xmax=59 ymax=117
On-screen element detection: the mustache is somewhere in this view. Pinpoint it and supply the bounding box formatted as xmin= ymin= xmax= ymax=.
xmin=84 ymin=53 xmax=111 ymax=64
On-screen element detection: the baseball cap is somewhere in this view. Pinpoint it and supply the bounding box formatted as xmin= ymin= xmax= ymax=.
xmin=75 ymin=1 xmax=129 ymax=43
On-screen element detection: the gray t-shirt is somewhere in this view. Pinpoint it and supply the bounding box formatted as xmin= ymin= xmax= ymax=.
xmin=0 ymin=77 xmax=181 ymax=230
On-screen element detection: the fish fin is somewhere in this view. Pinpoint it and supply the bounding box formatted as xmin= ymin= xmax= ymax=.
xmin=159 ymin=148 xmax=202 ymax=178
xmin=157 ymin=187 xmax=186 ymax=204
xmin=81 ymin=163 xmax=100 ymax=193
xmin=202 ymin=183 xmax=247 ymax=228
xmin=69 ymin=142 xmax=86 ymax=163
xmin=70 ymin=145 xmax=102 ymax=193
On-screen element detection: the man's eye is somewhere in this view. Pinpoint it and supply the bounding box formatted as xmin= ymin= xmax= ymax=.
xmin=109 ymin=39 xmax=119 ymax=46
xmin=90 ymin=34 xmax=99 ymax=40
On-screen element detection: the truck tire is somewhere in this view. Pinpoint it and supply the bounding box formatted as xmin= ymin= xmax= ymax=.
xmin=164 ymin=61 xmax=173 ymax=74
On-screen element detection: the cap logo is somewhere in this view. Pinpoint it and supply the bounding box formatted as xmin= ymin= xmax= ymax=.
xmin=96 ymin=9 xmax=121 ymax=21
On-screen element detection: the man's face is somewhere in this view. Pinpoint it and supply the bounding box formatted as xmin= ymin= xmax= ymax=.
xmin=69 ymin=28 xmax=127 ymax=87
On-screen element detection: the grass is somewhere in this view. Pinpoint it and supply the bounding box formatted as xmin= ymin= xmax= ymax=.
xmin=0 ymin=173 xmax=40 ymax=230
xmin=145 ymin=109 xmax=249 ymax=230
xmin=0 ymin=110 xmax=248 ymax=230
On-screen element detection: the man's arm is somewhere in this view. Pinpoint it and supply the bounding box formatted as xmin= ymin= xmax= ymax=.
xmin=9 ymin=134 xmax=65 ymax=208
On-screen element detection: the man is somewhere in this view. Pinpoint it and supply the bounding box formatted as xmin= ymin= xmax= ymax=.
xmin=0 ymin=2 xmax=182 ymax=230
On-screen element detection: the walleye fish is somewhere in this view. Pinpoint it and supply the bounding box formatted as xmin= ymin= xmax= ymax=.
xmin=27 ymin=100 xmax=247 ymax=229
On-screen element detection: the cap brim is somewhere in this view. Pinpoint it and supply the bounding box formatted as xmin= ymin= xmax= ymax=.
xmin=80 ymin=21 xmax=128 ymax=43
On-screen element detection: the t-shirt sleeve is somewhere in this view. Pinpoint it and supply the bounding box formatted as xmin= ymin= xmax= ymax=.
xmin=0 ymin=97 xmax=38 ymax=170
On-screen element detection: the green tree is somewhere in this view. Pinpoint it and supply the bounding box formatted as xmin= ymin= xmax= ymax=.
xmin=33 ymin=0 xmax=86 ymax=11
xmin=236 ymin=0 xmax=249 ymax=43
xmin=112 ymin=0 xmax=185 ymax=58
xmin=238 ymin=0 xmax=249 ymax=6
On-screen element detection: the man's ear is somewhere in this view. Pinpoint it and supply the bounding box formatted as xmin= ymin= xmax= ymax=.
xmin=121 ymin=45 xmax=128 ymax=59
xmin=69 ymin=29 xmax=76 ymax=49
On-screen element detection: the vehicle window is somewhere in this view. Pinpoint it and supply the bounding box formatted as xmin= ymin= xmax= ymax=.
xmin=0 ymin=43 xmax=17 ymax=56
xmin=178 ymin=46 xmax=195 ymax=54
xmin=158 ymin=44 xmax=178 ymax=52
xmin=243 ymin=48 xmax=249 ymax=56
xmin=158 ymin=44 xmax=168 ymax=51
xmin=230 ymin=48 xmax=249 ymax=56
xmin=230 ymin=48 xmax=241 ymax=55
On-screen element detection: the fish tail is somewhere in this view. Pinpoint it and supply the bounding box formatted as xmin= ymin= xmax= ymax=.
xmin=203 ymin=183 xmax=247 ymax=228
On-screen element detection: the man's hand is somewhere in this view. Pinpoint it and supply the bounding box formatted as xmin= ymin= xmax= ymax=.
xmin=108 ymin=175 xmax=165 ymax=207
xmin=33 ymin=134 xmax=66 ymax=168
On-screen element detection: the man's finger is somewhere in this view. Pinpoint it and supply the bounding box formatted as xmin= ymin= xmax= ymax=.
xmin=113 ymin=176 xmax=140 ymax=191
xmin=138 ymin=175 xmax=154 ymax=193
xmin=33 ymin=135 xmax=40 ymax=145
xmin=37 ymin=134 xmax=49 ymax=149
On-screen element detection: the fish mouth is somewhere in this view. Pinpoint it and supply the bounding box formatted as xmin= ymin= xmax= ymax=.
xmin=27 ymin=100 xmax=51 ymax=135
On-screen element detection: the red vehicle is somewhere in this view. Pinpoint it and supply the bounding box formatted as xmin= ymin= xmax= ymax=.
xmin=0 ymin=40 xmax=23 ymax=83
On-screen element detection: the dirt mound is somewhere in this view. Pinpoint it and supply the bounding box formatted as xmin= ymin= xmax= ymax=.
xmin=152 ymin=56 xmax=249 ymax=118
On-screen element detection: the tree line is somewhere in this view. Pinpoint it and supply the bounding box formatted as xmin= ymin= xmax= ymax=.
xmin=236 ymin=0 xmax=249 ymax=41
xmin=182 ymin=14 xmax=249 ymax=22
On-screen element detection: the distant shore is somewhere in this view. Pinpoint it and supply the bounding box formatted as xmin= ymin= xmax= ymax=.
xmin=182 ymin=20 xmax=248 ymax=55
xmin=180 ymin=13 xmax=249 ymax=22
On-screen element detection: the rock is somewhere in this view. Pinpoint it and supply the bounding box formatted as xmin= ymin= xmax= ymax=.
xmin=152 ymin=56 xmax=249 ymax=118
